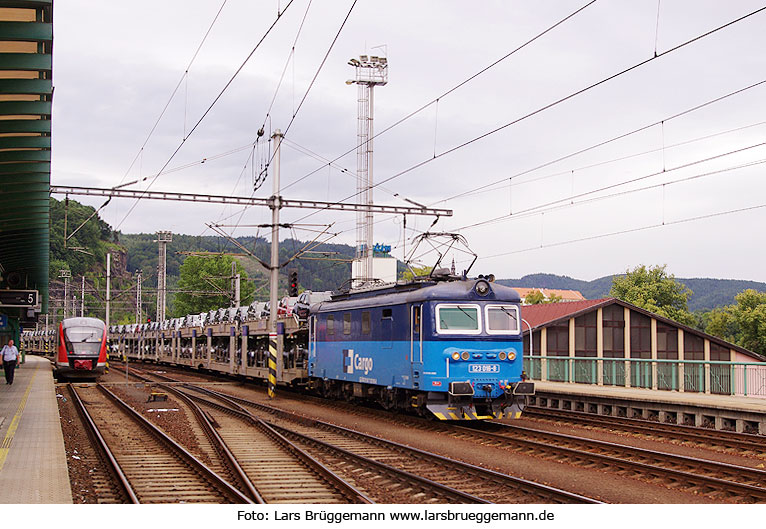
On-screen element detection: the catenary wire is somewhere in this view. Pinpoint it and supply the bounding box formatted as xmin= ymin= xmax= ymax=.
xmin=291 ymin=4 xmax=766 ymax=226
xmin=115 ymin=0 xmax=229 ymax=189
xmin=114 ymin=0 xmax=297 ymax=230
xmin=280 ymin=0 xmax=599 ymax=194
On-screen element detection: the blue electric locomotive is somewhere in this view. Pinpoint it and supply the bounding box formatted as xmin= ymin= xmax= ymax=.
xmin=308 ymin=277 xmax=534 ymax=420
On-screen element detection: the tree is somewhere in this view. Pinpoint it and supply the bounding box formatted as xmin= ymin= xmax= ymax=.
xmin=49 ymin=197 xmax=113 ymax=277
xmin=524 ymin=289 xmax=562 ymax=304
xmin=610 ymin=265 xmax=694 ymax=325
xmin=705 ymin=289 xmax=766 ymax=356
xmin=399 ymin=265 xmax=433 ymax=281
xmin=173 ymin=255 xmax=255 ymax=316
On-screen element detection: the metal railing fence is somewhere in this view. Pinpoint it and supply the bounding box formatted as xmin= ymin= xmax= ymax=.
xmin=525 ymin=356 xmax=766 ymax=397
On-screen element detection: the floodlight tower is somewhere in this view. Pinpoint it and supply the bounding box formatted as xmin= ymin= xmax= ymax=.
xmin=347 ymin=53 xmax=388 ymax=285
xmin=155 ymin=231 xmax=172 ymax=322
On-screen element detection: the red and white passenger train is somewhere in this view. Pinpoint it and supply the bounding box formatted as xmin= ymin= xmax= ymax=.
xmin=54 ymin=317 xmax=108 ymax=380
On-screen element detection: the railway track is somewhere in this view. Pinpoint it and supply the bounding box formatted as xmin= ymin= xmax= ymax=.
xmin=162 ymin=384 xmax=372 ymax=504
xmin=205 ymin=383 xmax=766 ymax=503
xmin=68 ymin=383 xmax=252 ymax=503
xmin=185 ymin=385 xmax=599 ymax=504
xmin=525 ymin=406 xmax=766 ymax=455
xmin=66 ymin=385 xmax=136 ymax=503
xmin=116 ymin=363 xmax=766 ymax=503
xmin=455 ymin=421 xmax=766 ymax=503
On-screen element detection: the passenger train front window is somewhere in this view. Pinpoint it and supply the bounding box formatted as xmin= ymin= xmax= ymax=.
xmin=436 ymin=304 xmax=481 ymax=334
xmin=486 ymin=305 xmax=520 ymax=334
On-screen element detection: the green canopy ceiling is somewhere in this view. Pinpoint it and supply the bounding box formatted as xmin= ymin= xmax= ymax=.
xmin=0 ymin=0 xmax=52 ymax=315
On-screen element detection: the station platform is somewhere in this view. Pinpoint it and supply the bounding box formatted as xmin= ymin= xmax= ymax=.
xmin=530 ymin=380 xmax=766 ymax=434
xmin=0 ymin=355 xmax=72 ymax=503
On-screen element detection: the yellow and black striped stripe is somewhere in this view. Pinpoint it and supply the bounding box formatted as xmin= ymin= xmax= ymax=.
xmin=267 ymin=335 xmax=277 ymax=399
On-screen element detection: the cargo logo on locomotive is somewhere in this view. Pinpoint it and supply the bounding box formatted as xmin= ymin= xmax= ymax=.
xmin=342 ymin=348 xmax=374 ymax=375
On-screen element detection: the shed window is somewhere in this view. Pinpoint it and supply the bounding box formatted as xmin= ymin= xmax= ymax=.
xmin=630 ymin=311 xmax=651 ymax=359
xmin=603 ymin=305 xmax=625 ymax=358
xmin=547 ymin=324 xmax=569 ymax=357
xmin=684 ymin=333 xmax=704 ymax=360
xmin=575 ymin=312 xmax=597 ymax=357
xmin=657 ymin=323 xmax=678 ymax=359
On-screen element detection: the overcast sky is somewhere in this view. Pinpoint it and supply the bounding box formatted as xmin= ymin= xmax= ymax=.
xmin=51 ymin=1 xmax=766 ymax=283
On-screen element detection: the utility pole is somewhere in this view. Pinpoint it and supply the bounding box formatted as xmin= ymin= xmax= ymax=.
xmin=59 ymin=269 xmax=71 ymax=319
xmin=80 ymin=276 xmax=85 ymax=317
xmin=155 ymin=231 xmax=172 ymax=322
xmin=106 ymin=253 xmax=111 ymax=329
xmin=231 ymin=261 xmax=240 ymax=308
xmin=135 ymin=270 xmax=142 ymax=324
xmin=268 ymin=129 xmax=284 ymax=399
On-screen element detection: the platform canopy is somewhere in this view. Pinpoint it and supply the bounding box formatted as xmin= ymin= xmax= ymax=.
xmin=0 ymin=0 xmax=52 ymax=315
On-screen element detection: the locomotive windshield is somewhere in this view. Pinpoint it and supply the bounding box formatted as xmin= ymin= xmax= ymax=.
xmin=64 ymin=325 xmax=104 ymax=354
xmin=436 ymin=304 xmax=481 ymax=334
xmin=485 ymin=305 xmax=520 ymax=334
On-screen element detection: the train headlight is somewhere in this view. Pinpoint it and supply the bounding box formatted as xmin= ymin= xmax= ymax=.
xmin=508 ymin=351 xmax=517 ymax=361
xmin=475 ymin=280 xmax=490 ymax=296
xmin=451 ymin=352 xmax=460 ymax=361
xmin=498 ymin=351 xmax=507 ymax=360
xmin=461 ymin=351 xmax=470 ymax=360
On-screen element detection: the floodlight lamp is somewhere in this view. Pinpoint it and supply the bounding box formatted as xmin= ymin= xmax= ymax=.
xmin=370 ymin=56 xmax=380 ymax=63
xmin=345 ymin=79 xmax=355 ymax=85
xmin=359 ymin=55 xmax=368 ymax=62
xmin=379 ymin=57 xmax=387 ymax=65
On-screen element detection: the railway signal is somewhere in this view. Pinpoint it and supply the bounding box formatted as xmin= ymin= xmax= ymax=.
xmin=289 ymin=270 xmax=298 ymax=297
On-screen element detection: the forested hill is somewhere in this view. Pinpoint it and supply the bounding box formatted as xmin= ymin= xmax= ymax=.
xmin=120 ymin=232 xmax=356 ymax=295
xmin=496 ymin=273 xmax=766 ymax=312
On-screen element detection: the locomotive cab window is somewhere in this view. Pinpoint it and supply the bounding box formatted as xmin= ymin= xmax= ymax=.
xmin=63 ymin=325 xmax=105 ymax=354
xmin=343 ymin=313 xmax=352 ymax=335
xmin=436 ymin=304 xmax=481 ymax=335
xmin=362 ymin=311 xmax=371 ymax=334
xmin=327 ymin=315 xmax=335 ymax=335
xmin=485 ymin=305 xmax=520 ymax=334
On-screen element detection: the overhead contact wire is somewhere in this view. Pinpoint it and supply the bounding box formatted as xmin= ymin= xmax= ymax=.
xmin=297 ymin=4 xmax=766 ymax=225
xmin=281 ymin=0 xmax=599 ymax=194
xmin=115 ymin=0 xmax=296 ymax=230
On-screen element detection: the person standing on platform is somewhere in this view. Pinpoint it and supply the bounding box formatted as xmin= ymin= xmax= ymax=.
xmin=2 ymin=339 xmax=19 ymax=385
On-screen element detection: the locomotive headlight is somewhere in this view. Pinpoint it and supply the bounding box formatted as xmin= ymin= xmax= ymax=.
xmin=475 ymin=280 xmax=490 ymax=296
xmin=461 ymin=351 xmax=470 ymax=360
xmin=498 ymin=351 xmax=507 ymax=360
xmin=451 ymin=351 xmax=460 ymax=361
xmin=508 ymin=351 xmax=517 ymax=361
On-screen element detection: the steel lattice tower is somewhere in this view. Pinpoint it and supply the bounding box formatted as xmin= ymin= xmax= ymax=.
xmin=155 ymin=231 xmax=172 ymax=322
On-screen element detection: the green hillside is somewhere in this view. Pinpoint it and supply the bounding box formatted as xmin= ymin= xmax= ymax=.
xmin=497 ymin=273 xmax=766 ymax=312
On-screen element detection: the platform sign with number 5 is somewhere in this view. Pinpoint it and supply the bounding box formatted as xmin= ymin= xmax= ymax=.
xmin=0 ymin=290 xmax=39 ymax=308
